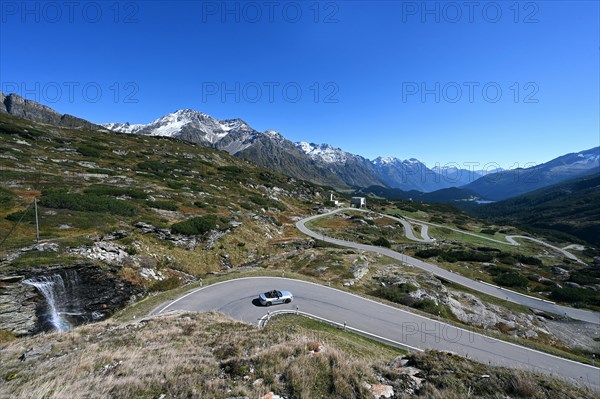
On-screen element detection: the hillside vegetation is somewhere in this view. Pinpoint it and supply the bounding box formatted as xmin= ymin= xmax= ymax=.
xmin=0 ymin=111 xmax=324 ymax=275
xmin=1 ymin=311 xmax=597 ymax=399
xmin=472 ymin=173 xmax=600 ymax=247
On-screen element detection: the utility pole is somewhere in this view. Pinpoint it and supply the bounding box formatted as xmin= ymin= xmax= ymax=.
xmin=34 ymin=197 xmax=40 ymax=242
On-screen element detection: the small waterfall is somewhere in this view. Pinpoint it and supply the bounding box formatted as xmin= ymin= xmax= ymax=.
xmin=23 ymin=270 xmax=81 ymax=332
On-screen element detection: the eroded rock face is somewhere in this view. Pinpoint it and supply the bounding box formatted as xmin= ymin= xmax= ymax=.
xmin=0 ymin=263 xmax=142 ymax=335
xmin=0 ymin=276 xmax=37 ymax=336
xmin=0 ymin=91 xmax=103 ymax=130
xmin=0 ymin=91 xmax=7 ymax=113
xmin=3 ymin=93 xmax=63 ymax=125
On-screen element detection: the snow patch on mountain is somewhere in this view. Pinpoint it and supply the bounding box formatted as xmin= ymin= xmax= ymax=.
xmin=296 ymin=142 xmax=349 ymax=164
xmin=372 ymin=156 xmax=398 ymax=165
xmin=549 ymin=152 xmax=599 ymax=173
xmin=102 ymin=122 xmax=145 ymax=134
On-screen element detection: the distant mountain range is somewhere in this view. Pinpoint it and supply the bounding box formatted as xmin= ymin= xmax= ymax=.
xmin=100 ymin=108 xmax=503 ymax=191
xmin=473 ymin=172 xmax=600 ymax=247
xmin=461 ymin=147 xmax=599 ymax=201
xmin=1 ymin=91 xmax=598 ymax=200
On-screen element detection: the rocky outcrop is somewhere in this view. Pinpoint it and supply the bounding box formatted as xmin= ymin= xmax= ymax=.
xmin=375 ymin=269 xmax=547 ymax=339
xmin=0 ymin=91 xmax=7 ymax=113
xmin=446 ymin=292 xmax=548 ymax=339
xmin=3 ymin=92 xmax=62 ymax=124
xmin=70 ymin=241 xmax=129 ymax=264
xmin=0 ymin=276 xmax=37 ymax=336
xmin=0 ymin=263 xmax=142 ymax=335
xmin=134 ymin=221 xmax=229 ymax=251
xmin=0 ymin=91 xmax=103 ymax=130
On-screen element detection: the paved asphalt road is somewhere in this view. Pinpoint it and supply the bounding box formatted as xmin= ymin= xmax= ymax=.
xmin=402 ymin=214 xmax=583 ymax=263
xmin=155 ymin=277 xmax=600 ymax=391
xmin=505 ymin=235 xmax=583 ymax=262
xmin=297 ymin=209 xmax=600 ymax=324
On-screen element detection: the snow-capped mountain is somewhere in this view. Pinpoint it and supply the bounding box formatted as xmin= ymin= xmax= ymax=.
xmin=371 ymin=156 xmax=430 ymax=192
xmin=103 ymin=108 xmax=600 ymax=195
xmin=5 ymin=91 xmax=597 ymax=196
xmin=294 ymin=142 xmax=385 ymax=187
xmin=103 ymin=109 xmax=240 ymax=145
xmin=296 ymin=142 xmax=349 ymax=164
xmin=104 ymin=110 xmax=355 ymax=188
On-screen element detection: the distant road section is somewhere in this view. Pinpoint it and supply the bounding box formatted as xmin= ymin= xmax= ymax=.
xmin=505 ymin=235 xmax=583 ymax=263
xmin=402 ymin=215 xmax=582 ymax=263
xmin=297 ymin=208 xmax=599 ymax=324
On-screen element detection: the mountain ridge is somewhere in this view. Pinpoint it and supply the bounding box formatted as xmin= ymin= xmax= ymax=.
xmin=2 ymin=91 xmax=597 ymax=197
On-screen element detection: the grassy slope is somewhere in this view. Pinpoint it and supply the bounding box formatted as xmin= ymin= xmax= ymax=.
xmin=471 ymin=172 xmax=600 ymax=247
xmin=1 ymin=311 xmax=597 ymax=399
xmin=1 ymin=113 xmax=598 ymax=395
xmin=0 ymin=112 xmax=323 ymax=278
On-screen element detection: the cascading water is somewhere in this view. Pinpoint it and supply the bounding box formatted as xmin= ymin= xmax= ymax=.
xmin=23 ymin=270 xmax=82 ymax=332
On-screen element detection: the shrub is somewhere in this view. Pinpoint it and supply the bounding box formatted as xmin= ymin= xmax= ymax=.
xmin=413 ymin=299 xmax=449 ymax=317
xmin=569 ymin=270 xmax=600 ymax=285
xmin=167 ymin=181 xmax=184 ymax=190
xmin=493 ymin=272 xmax=528 ymax=288
xmin=380 ymin=283 xmax=417 ymax=297
xmin=477 ymin=246 xmax=501 ymax=252
xmin=40 ymin=191 xmax=137 ymax=216
xmin=240 ymin=202 xmax=254 ymax=210
xmin=147 ymin=200 xmax=178 ymax=211
xmin=497 ymin=255 xmax=517 ymax=265
xmin=550 ymin=287 xmax=600 ymax=306
xmin=250 ymin=195 xmax=268 ymax=206
xmin=0 ymin=187 xmax=14 ymax=206
xmin=136 ymin=160 xmax=175 ymax=177
xmin=437 ymin=250 xmax=493 ymax=263
xmin=248 ymin=195 xmax=285 ymax=211
xmin=5 ymin=209 xmax=32 ymax=222
xmin=415 ymin=248 xmax=442 ymax=258
xmin=86 ymin=168 xmax=117 ymax=176
xmin=516 ymin=255 xmax=543 ymax=267
xmin=84 ymin=185 xmax=147 ymax=199
xmin=149 ymin=276 xmax=181 ymax=292
xmin=171 ymin=214 xmax=217 ymax=235
xmin=217 ymin=165 xmax=244 ymax=174
xmin=77 ymin=145 xmax=100 ymax=157
xmin=372 ymin=237 xmax=391 ymax=248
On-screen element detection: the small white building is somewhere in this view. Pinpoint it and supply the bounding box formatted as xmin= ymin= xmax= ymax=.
xmin=328 ymin=192 xmax=340 ymax=206
xmin=351 ymin=197 xmax=366 ymax=208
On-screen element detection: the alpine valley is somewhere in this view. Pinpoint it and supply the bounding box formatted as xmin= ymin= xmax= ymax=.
xmin=102 ymin=103 xmax=600 ymax=200
xmin=2 ymin=91 xmax=597 ymax=202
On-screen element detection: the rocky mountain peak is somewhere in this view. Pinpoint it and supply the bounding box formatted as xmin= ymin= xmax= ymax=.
xmin=295 ymin=141 xmax=350 ymax=164
xmin=0 ymin=91 xmax=102 ymax=130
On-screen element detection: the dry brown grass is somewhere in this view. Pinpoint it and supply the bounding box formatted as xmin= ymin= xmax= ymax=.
xmin=0 ymin=312 xmax=379 ymax=399
xmin=315 ymin=217 xmax=354 ymax=229
xmin=2 ymin=312 xmax=598 ymax=399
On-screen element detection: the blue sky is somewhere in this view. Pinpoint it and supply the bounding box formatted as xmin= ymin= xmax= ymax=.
xmin=1 ymin=1 xmax=598 ymax=168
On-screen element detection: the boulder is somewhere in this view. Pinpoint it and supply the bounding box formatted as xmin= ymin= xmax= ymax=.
xmin=363 ymin=382 xmax=394 ymax=398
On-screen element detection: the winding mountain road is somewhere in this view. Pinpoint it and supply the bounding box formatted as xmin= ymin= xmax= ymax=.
xmin=155 ymin=277 xmax=600 ymax=391
xmin=297 ymin=208 xmax=599 ymax=324
xmin=505 ymin=235 xmax=582 ymax=262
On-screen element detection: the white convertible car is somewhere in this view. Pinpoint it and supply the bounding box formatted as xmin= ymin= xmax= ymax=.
xmin=258 ymin=290 xmax=293 ymax=306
